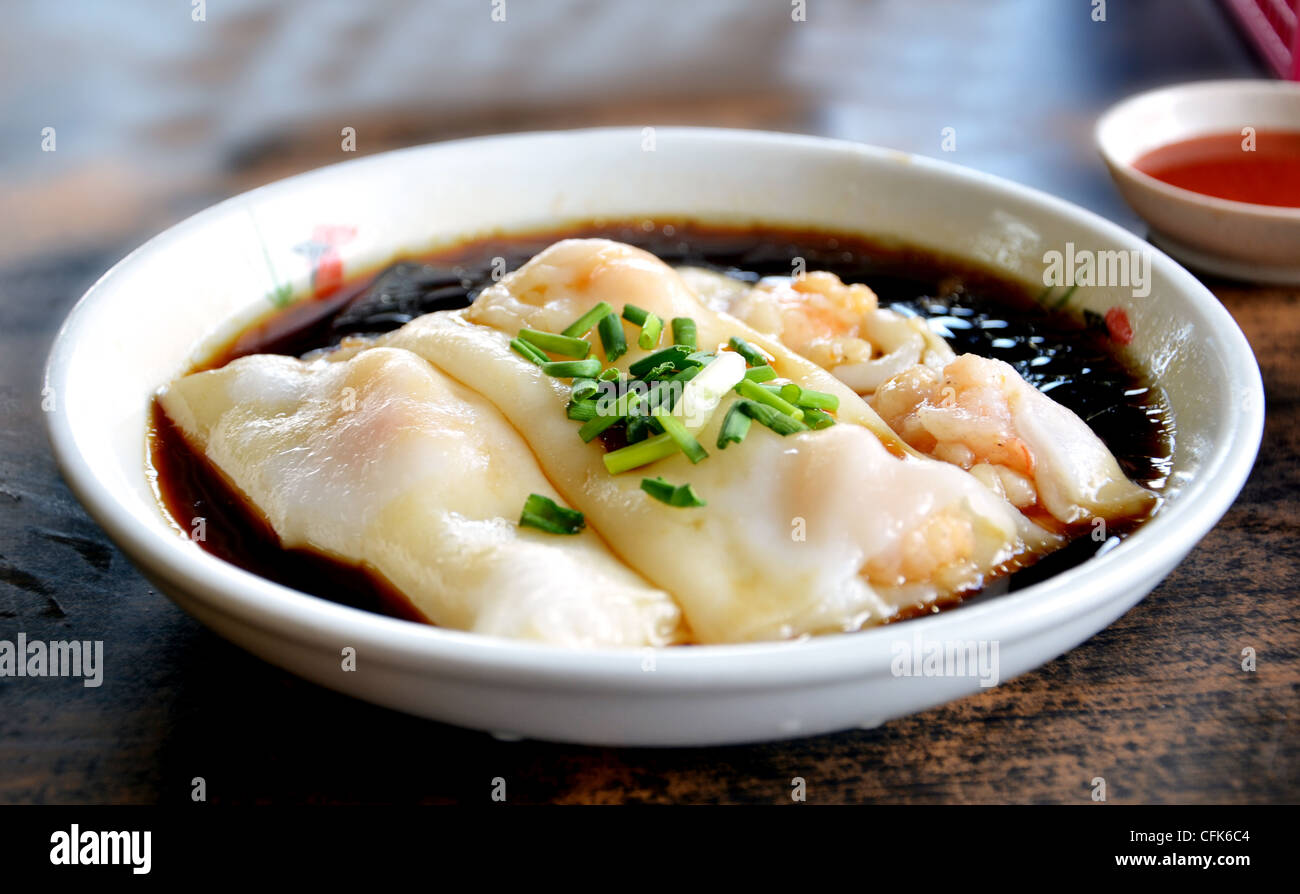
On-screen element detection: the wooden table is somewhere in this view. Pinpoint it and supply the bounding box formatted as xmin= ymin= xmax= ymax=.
xmin=2 ymin=0 xmax=1295 ymax=804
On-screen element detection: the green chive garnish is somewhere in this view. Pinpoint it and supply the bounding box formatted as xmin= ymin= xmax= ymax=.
xmin=652 ymin=408 xmax=707 ymax=464
xmin=728 ymin=336 xmax=769 ymax=367
xmin=578 ymin=389 xmax=640 ymax=441
xmin=717 ymin=402 xmax=753 ymax=449
xmin=562 ymin=302 xmax=615 ymax=338
xmin=634 ymin=382 xmax=667 ymax=415
xmin=519 ymin=328 xmax=591 ymax=359
xmin=542 ymin=358 xmax=602 ymax=378
xmin=640 ymin=475 xmax=677 ymax=503
xmin=571 ymin=377 xmax=600 ymax=401
xmin=567 ymin=400 xmax=599 ymax=422
xmin=736 ymin=399 xmax=808 ymax=436
xmin=603 ymin=433 xmax=680 ymax=474
xmin=519 ymin=493 xmax=585 ymax=535
xmin=664 ymin=366 xmax=699 ymax=406
xmin=626 ymin=415 xmax=651 ymax=444
xmin=657 ymin=380 xmax=686 ymax=412
xmin=795 ymin=388 xmax=839 ymax=412
xmin=628 ymin=345 xmax=692 ymax=378
xmin=643 ymin=362 xmax=678 ymax=380
xmin=597 ymin=313 xmax=627 ymax=363
xmin=743 ymin=366 xmax=777 ymax=383
xmin=641 ymin=476 xmax=707 ymax=508
xmin=638 ymin=313 xmax=663 ymax=350
xmin=735 ymin=378 xmax=804 ymax=420
xmin=511 ymin=338 xmax=549 ymax=366
xmin=623 ymin=304 xmax=664 ymax=349
xmin=579 ymin=412 xmax=620 ymax=442
xmin=671 ymin=317 xmax=697 ymax=349
xmin=803 ymin=408 xmax=836 ymax=429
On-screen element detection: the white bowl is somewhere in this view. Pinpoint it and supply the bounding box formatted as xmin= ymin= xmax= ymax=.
xmin=1096 ymin=79 xmax=1300 ymax=283
xmin=45 ymin=128 xmax=1264 ymax=745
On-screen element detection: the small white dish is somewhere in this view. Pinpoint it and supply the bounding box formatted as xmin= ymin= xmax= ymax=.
xmin=45 ymin=128 xmax=1264 ymax=745
xmin=1096 ymin=79 xmax=1300 ymax=283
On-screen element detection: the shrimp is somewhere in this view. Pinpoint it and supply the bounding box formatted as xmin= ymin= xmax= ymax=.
xmin=681 ymin=265 xmax=1153 ymax=528
xmin=683 ymin=267 xmax=954 ymax=394
xmin=874 ymin=355 xmax=1035 ymax=475
xmin=864 ymin=507 xmax=979 ymax=589
xmin=871 ymin=353 xmax=1155 ymax=525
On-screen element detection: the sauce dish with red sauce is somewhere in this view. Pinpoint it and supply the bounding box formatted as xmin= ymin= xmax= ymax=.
xmin=1097 ymin=80 xmax=1300 ymax=284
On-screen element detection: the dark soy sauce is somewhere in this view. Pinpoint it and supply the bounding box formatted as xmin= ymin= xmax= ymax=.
xmin=151 ymin=220 xmax=1173 ymax=624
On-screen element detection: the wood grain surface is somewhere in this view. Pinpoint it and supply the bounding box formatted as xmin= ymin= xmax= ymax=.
xmin=0 ymin=0 xmax=1295 ymax=804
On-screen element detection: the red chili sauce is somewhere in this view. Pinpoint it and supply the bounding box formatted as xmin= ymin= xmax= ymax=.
xmin=1132 ymin=129 xmax=1300 ymax=207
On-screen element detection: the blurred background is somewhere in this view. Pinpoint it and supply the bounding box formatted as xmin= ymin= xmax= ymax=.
xmin=0 ymin=0 xmax=1268 ymax=269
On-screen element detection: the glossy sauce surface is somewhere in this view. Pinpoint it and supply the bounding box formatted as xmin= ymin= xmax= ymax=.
xmin=152 ymin=221 xmax=1173 ymax=623
xmin=1133 ymin=129 xmax=1300 ymax=207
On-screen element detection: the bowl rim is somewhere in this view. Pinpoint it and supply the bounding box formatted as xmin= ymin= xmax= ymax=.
xmin=44 ymin=126 xmax=1266 ymax=691
xmin=1095 ymin=78 xmax=1300 ymax=221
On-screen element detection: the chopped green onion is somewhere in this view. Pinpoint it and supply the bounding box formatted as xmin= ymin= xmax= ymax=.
xmin=561 ymin=302 xmax=614 ymax=338
xmin=651 ymin=407 xmax=708 ymax=464
xmin=519 ymin=328 xmax=591 ymax=358
xmin=579 ymin=412 xmax=620 ymax=442
xmin=542 ymin=358 xmax=602 ymax=378
xmin=639 ymin=381 xmax=675 ymax=415
xmin=779 ymin=383 xmax=803 ymax=405
xmin=615 ymin=388 xmax=646 ymax=415
xmin=638 ymin=313 xmax=663 ymax=350
xmin=743 ymin=365 xmax=777 ymax=383
xmin=637 ymin=379 xmax=681 ymax=415
xmin=626 ymin=415 xmax=651 ymax=443
xmin=510 ymin=338 xmax=549 ymax=366
xmin=641 ymin=477 xmax=707 ymax=508
xmin=795 ymin=388 xmax=840 ymax=412
xmin=803 ymin=408 xmax=836 ymax=429
xmin=603 ymin=433 xmax=680 ymax=474
xmin=671 ymin=317 xmax=697 ymax=349
xmin=663 ymin=366 xmax=701 ymax=409
xmin=597 ymin=313 xmax=627 ymax=363
xmin=717 ymin=402 xmax=753 ymax=449
xmin=676 ymin=351 xmax=746 ymax=432
xmin=597 ymin=365 xmax=622 ymax=381
xmin=728 ymin=336 xmax=769 ymax=367
xmin=735 ymin=378 xmax=804 ymax=420
xmin=686 ymin=351 xmax=716 ymax=366
xmin=736 ymin=399 xmax=808 ymax=436
xmin=643 ymin=362 xmax=678 ymax=380
xmin=639 ymin=475 xmax=677 ymax=503
xmin=622 ymin=304 xmax=651 ymax=326
xmin=628 ymin=345 xmax=693 ymax=378
xmin=567 ymin=400 xmax=599 ymax=422
xmin=670 ymin=484 xmax=706 ymax=507
xmin=571 ymin=377 xmax=600 ymax=401
xmin=519 ymin=493 xmax=585 ymax=535
xmin=578 ymin=388 xmax=636 ymax=441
